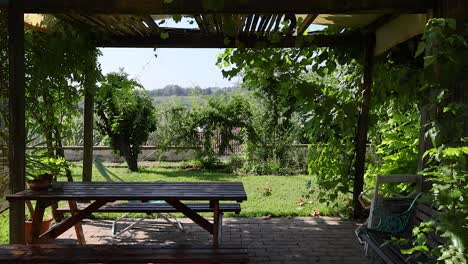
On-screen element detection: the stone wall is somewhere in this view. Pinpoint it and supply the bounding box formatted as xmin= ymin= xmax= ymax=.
xmin=61 ymin=146 xmax=199 ymax=162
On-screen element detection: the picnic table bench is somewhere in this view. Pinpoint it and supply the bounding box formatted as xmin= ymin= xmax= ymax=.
xmin=56 ymin=202 xmax=241 ymax=215
xmin=6 ymin=182 xmax=247 ymax=247
xmin=0 ymin=244 xmax=249 ymax=263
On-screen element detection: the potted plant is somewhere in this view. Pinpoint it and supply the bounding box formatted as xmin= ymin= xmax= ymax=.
xmin=24 ymin=200 xmax=53 ymax=243
xmin=26 ymin=173 xmax=54 ymax=191
xmin=24 ymin=173 xmax=55 ymax=243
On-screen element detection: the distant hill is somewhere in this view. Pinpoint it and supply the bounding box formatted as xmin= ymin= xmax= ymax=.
xmin=147 ymin=85 xmax=241 ymax=97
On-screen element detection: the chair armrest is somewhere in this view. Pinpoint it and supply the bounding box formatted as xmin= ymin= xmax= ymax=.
xmin=358 ymin=189 xmax=372 ymax=210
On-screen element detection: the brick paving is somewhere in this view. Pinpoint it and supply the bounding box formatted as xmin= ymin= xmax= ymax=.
xmin=58 ymin=217 xmax=369 ymax=264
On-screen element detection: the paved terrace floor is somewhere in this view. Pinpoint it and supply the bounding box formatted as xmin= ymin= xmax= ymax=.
xmin=58 ymin=217 xmax=369 ymax=264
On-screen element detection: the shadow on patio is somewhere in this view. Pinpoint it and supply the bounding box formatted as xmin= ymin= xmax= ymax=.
xmin=58 ymin=217 xmax=369 ymax=264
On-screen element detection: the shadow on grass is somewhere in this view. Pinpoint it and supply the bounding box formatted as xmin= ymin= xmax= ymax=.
xmin=138 ymin=167 xmax=240 ymax=182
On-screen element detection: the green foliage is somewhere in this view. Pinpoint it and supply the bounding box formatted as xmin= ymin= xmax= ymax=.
xmin=218 ymin=48 xmax=314 ymax=174
xmin=402 ymin=18 xmax=468 ymax=263
xmin=95 ymin=70 xmax=157 ymax=172
xmin=155 ymin=95 xmax=250 ymax=168
xmin=24 ymin=16 xmax=101 ymax=181
xmin=367 ymin=101 xmax=420 ymax=177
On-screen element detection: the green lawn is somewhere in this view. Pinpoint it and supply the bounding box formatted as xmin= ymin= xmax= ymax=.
xmin=0 ymin=162 xmax=349 ymax=244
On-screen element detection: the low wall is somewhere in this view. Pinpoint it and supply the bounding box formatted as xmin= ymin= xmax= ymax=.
xmin=60 ymin=144 xmax=312 ymax=163
xmin=62 ymin=146 xmax=199 ymax=162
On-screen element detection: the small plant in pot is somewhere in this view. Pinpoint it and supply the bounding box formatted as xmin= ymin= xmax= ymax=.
xmin=27 ymin=173 xmax=54 ymax=191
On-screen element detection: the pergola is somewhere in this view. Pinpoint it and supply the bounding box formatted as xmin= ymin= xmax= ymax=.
xmin=2 ymin=0 xmax=467 ymax=244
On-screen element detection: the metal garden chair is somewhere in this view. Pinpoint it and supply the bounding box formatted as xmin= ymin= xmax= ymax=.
xmin=93 ymin=158 xmax=184 ymax=236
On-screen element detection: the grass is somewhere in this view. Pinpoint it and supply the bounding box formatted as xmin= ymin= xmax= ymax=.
xmin=0 ymin=162 xmax=349 ymax=244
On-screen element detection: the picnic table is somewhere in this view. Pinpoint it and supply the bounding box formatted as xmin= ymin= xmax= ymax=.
xmin=7 ymin=182 xmax=247 ymax=247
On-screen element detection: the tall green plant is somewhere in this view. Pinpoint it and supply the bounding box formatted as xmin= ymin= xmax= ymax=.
xmin=24 ymin=16 xmax=101 ymax=181
xmin=406 ymin=18 xmax=468 ymax=263
xmin=95 ymin=70 xmax=157 ymax=172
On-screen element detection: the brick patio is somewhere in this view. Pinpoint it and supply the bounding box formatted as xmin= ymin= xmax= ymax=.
xmin=58 ymin=217 xmax=369 ymax=264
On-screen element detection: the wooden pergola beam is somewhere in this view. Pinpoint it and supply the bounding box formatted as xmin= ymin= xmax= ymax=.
xmin=353 ymin=33 xmax=375 ymax=219
xmin=297 ymin=14 xmax=318 ymax=36
xmin=8 ymin=0 xmax=26 ymax=244
xmin=97 ymin=33 xmax=361 ymax=48
xmin=14 ymin=0 xmax=434 ymax=14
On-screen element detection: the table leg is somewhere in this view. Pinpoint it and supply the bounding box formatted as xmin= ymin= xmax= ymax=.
xmin=213 ymin=200 xmax=220 ymax=247
xmin=68 ymin=201 xmax=86 ymax=245
xmin=30 ymin=200 xmax=47 ymax=244
xmin=164 ymin=199 xmax=213 ymax=233
xmin=36 ymin=200 xmax=109 ymax=243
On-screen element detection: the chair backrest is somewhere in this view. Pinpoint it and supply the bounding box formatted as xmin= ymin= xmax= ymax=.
xmin=93 ymin=158 xmax=125 ymax=183
xmin=368 ymin=174 xmax=424 ymax=229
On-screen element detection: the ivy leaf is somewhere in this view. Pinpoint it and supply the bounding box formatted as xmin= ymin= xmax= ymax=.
xmin=415 ymin=42 xmax=426 ymax=57
xmin=447 ymin=19 xmax=456 ymax=30
xmin=173 ymin=15 xmax=182 ymax=23
xmin=160 ymin=31 xmax=169 ymax=40
xmin=223 ymin=37 xmax=231 ymax=46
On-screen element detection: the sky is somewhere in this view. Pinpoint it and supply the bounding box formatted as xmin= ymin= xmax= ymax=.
xmin=98 ymin=17 xmax=238 ymax=90
xmin=98 ymin=48 xmax=238 ymax=90
xmin=97 ymin=18 xmax=323 ymax=90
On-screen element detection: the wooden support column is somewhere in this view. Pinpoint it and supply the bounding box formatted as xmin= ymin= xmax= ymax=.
xmin=82 ymin=85 xmax=94 ymax=182
xmin=353 ymin=34 xmax=375 ymax=219
xmin=7 ymin=0 xmax=26 ymax=244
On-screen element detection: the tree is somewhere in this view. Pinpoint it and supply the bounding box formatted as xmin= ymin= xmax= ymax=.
xmin=95 ymin=70 xmax=156 ymax=172
xmin=24 ymin=17 xmax=101 ymax=182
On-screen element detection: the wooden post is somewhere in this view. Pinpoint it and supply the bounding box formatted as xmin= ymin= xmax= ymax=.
xmin=212 ymin=200 xmax=220 ymax=247
xmin=82 ymin=85 xmax=94 ymax=182
xmin=353 ymin=34 xmax=375 ymax=219
xmin=7 ymin=0 xmax=26 ymax=244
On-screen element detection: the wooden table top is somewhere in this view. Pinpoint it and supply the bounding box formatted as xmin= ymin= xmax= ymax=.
xmin=7 ymin=182 xmax=247 ymax=201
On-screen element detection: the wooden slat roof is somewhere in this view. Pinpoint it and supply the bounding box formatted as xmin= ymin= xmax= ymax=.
xmin=11 ymin=0 xmax=434 ymax=49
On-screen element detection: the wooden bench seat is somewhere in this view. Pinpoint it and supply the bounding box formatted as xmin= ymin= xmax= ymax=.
xmin=0 ymin=244 xmax=249 ymax=263
xmin=357 ymin=203 xmax=444 ymax=264
xmin=57 ymin=202 xmax=241 ymax=214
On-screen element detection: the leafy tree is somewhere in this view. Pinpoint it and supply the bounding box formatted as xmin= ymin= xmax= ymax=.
xmin=95 ymin=70 xmax=157 ymax=172
xmin=218 ymin=48 xmax=313 ymax=170
xmin=154 ymin=96 xmax=251 ymax=167
xmin=24 ymin=17 xmax=101 ymax=182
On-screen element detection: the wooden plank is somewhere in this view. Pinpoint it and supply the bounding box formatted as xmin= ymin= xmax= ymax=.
xmin=0 ymin=245 xmax=249 ymax=264
xmin=375 ymin=14 xmax=428 ymax=55
xmin=164 ymin=199 xmax=213 ymax=234
xmin=264 ymin=14 xmax=278 ymax=34
xmin=96 ymin=32 xmax=361 ymax=48
xmin=213 ymin=200 xmax=220 ymax=247
xmin=194 ymin=15 xmax=207 ymax=34
xmin=297 ymin=14 xmax=318 ymax=35
xmin=249 ymin=14 xmax=260 ymax=35
xmin=352 ymin=34 xmax=375 ymax=219
xmin=7 ymin=0 xmax=26 ymax=245
xmin=18 ymin=0 xmax=434 ymax=15
xmin=56 ymin=202 xmax=241 ymax=214
xmin=7 ymin=182 xmax=249 ymax=201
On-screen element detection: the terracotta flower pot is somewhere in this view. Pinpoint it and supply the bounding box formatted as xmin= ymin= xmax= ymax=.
xmin=24 ymin=217 xmax=53 ymax=243
xmin=28 ymin=180 xmax=50 ymax=191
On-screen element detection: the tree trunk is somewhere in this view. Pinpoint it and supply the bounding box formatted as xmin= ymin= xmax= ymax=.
xmin=119 ymin=140 xmax=138 ymax=172
xmin=54 ymin=126 xmax=73 ymax=182
xmin=82 ymin=84 xmax=94 ymax=182
xmin=124 ymin=152 xmax=139 ymax=172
